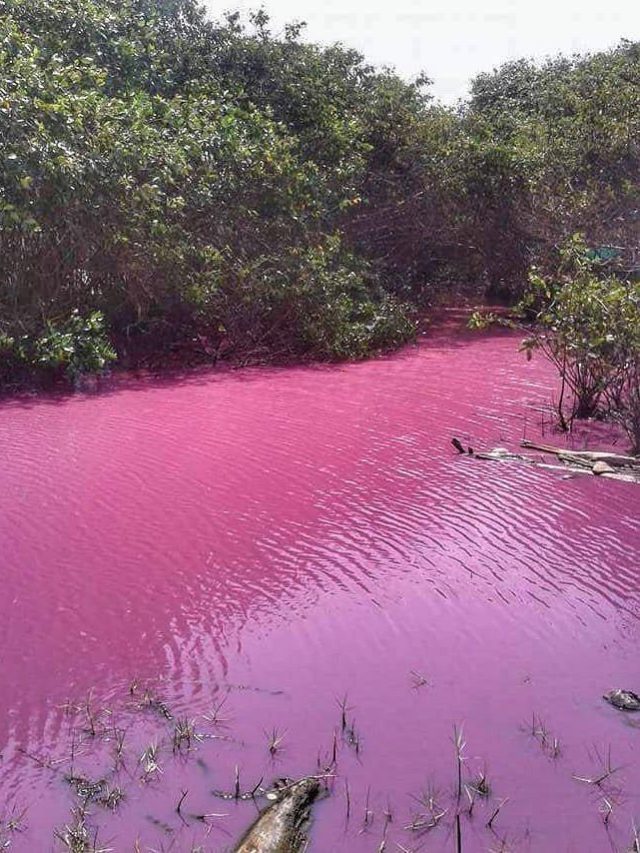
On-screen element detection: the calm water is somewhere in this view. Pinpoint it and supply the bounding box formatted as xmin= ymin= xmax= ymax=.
xmin=0 ymin=317 xmax=639 ymax=851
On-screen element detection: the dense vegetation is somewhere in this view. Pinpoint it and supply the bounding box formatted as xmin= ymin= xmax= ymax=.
xmin=0 ymin=0 xmax=638 ymax=400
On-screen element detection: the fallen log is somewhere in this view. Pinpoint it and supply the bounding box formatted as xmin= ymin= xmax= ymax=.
xmin=232 ymin=777 xmax=323 ymax=853
xmin=521 ymin=439 xmax=640 ymax=468
xmin=452 ymin=438 xmax=640 ymax=483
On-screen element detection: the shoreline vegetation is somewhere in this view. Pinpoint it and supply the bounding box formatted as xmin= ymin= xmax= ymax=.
xmin=0 ymin=0 xmax=638 ymax=446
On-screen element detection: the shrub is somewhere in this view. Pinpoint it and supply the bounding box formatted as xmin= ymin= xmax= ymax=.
xmin=522 ymin=237 xmax=640 ymax=451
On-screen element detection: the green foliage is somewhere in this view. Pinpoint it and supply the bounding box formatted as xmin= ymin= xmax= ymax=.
xmin=522 ymin=237 xmax=640 ymax=450
xmin=0 ymin=0 xmax=422 ymax=384
xmin=0 ymin=0 xmax=637 ymax=387
xmin=32 ymin=311 xmax=117 ymax=377
xmin=463 ymin=42 xmax=640 ymax=292
xmin=467 ymin=311 xmax=500 ymax=330
xmin=0 ymin=311 xmax=116 ymax=383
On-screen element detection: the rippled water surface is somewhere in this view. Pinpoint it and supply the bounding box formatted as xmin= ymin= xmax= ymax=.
xmin=1 ymin=318 xmax=639 ymax=851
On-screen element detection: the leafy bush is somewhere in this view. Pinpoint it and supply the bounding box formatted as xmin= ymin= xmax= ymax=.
xmin=522 ymin=237 xmax=640 ymax=451
xmin=32 ymin=311 xmax=117 ymax=378
xmin=1 ymin=311 xmax=116 ymax=382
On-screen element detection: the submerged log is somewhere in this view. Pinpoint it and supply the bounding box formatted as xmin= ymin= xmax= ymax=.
xmin=232 ymin=777 xmax=322 ymax=853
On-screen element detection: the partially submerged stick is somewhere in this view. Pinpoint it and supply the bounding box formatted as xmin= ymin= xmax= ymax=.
xmin=232 ymin=777 xmax=323 ymax=853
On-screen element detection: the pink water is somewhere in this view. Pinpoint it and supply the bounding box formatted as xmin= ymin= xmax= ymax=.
xmin=1 ymin=318 xmax=639 ymax=852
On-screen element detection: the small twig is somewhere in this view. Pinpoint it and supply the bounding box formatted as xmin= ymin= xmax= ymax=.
xmin=486 ymin=798 xmax=509 ymax=829
xmin=345 ymin=779 xmax=351 ymax=822
xmin=337 ymin=695 xmax=352 ymax=732
xmin=176 ymin=790 xmax=188 ymax=815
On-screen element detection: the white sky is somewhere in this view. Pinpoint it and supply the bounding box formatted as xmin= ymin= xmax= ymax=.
xmin=205 ymin=0 xmax=640 ymax=103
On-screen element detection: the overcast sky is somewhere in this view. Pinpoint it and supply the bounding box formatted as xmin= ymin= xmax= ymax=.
xmin=205 ymin=0 xmax=640 ymax=103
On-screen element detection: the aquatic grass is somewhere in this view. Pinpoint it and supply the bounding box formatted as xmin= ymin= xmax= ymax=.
xmin=526 ymin=713 xmax=561 ymax=759
xmin=0 ymin=803 xmax=28 ymax=849
xmin=360 ymin=786 xmax=374 ymax=833
xmin=573 ymin=746 xmax=622 ymax=787
xmin=80 ymin=691 xmax=105 ymax=739
xmin=409 ymin=670 xmax=428 ymax=690
xmin=140 ymin=742 xmax=162 ymax=780
xmin=109 ymin=727 xmax=127 ymax=771
xmin=16 ymin=747 xmax=57 ymax=771
xmin=344 ymin=778 xmax=351 ymax=822
xmin=9 ymin=677 xmax=599 ymax=851
xmin=14 ymin=681 xmax=335 ymax=849
xmin=548 ymin=737 xmax=561 ymax=759
xmin=54 ymin=807 xmax=112 ymax=853
xmin=599 ymin=795 xmax=615 ymax=825
xmin=336 ymin=695 xmax=362 ymax=755
xmin=465 ymin=768 xmax=491 ymax=812
xmin=411 ymin=784 xmax=443 ymax=815
xmin=331 ymin=729 xmax=338 ymax=767
xmin=250 ymin=777 xmax=265 ymax=799
xmin=344 ymin=720 xmax=361 ymax=755
xmin=463 ymin=784 xmax=477 ymax=816
xmin=337 ymin=695 xmax=353 ymax=732
xmin=265 ymin=727 xmax=286 ymax=757
xmin=137 ymin=687 xmax=173 ymax=722
xmin=1 ymin=805 xmax=27 ymax=835
xmin=210 ymin=770 xmax=265 ymax=802
xmin=317 ymin=728 xmax=339 ymax=773
xmin=488 ymin=835 xmax=512 ymax=853
xmin=452 ymin=725 xmax=466 ymax=802
xmin=98 ymin=787 xmax=124 ymax=811
xmin=203 ymin=694 xmax=231 ymax=728
xmin=172 ymin=718 xmax=202 ymax=753
xmin=486 ymin=798 xmax=509 ymax=830
xmin=176 ymin=789 xmax=189 ymax=816
xmin=406 ymin=786 xmax=447 ymax=834
xmin=376 ymin=804 xmax=393 ymax=851
xmin=404 ymin=808 xmax=447 ymax=833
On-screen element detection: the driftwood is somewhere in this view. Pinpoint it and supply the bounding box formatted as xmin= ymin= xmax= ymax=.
xmin=521 ymin=440 xmax=640 ymax=469
xmin=232 ymin=777 xmax=322 ymax=853
xmin=451 ymin=438 xmax=640 ymax=484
